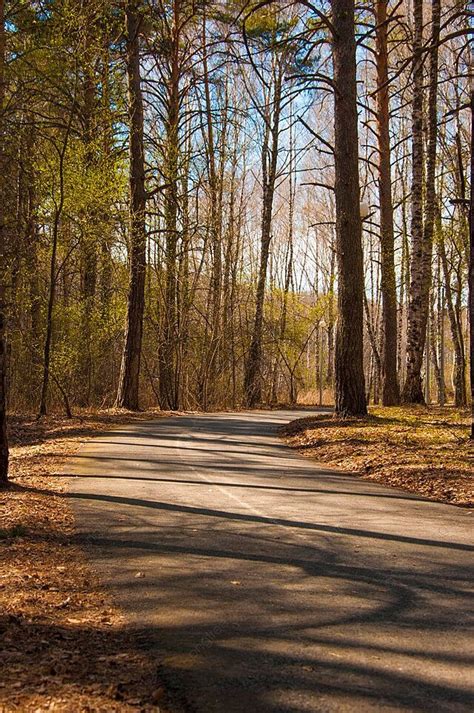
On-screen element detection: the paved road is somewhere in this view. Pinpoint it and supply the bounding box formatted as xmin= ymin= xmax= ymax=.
xmin=66 ymin=410 xmax=474 ymax=713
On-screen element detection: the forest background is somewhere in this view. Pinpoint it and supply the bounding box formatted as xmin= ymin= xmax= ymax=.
xmin=0 ymin=0 xmax=472 ymax=485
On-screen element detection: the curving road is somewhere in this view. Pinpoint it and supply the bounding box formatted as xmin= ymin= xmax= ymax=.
xmin=66 ymin=410 xmax=474 ymax=712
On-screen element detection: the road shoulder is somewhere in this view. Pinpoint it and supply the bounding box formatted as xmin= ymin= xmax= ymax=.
xmin=282 ymin=405 xmax=474 ymax=508
xmin=1 ymin=410 xmax=178 ymax=712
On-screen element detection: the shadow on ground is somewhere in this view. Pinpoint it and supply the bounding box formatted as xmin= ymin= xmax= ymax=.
xmin=64 ymin=411 xmax=474 ymax=712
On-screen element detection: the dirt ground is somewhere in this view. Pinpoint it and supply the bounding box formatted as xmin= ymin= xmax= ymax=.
xmin=0 ymin=409 xmax=180 ymax=713
xmin=283 ymin=406 xmax=474 ymax=509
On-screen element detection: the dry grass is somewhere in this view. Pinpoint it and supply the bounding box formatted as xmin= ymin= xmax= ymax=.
xmin=0 ymin=409 xmax=178 ymax=713
xmin=283 ymin=406 xmax=474 ymax=508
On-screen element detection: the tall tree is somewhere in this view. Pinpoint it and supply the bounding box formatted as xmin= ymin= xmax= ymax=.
xmin=243 ymin=6 xmax=305 ymax=407
xmin=2 ymin=0 xmax=472 ymax=418
xmin=156 ymin=0 xmax=187 ymax=412
xmin=375 ymin=0 xmax=400 ymax=405
xmin=148 ymin=0 xmax=200 ymax=411
xmin=78 ymin=0 xmax=100 ymax=405
xmin=38 ymin=106 xmax=74 ymax=416
xmin=116 ymin=0 xmax=147 ymax=410
xmin=402 ymin=0 xmax=440 ymax=403
xmin=244 ymin=59 xmax=283 ymax=407
xmin=469 ymin=67 xmax=474 ymax=437
xmin=0 ymin=0 xmax=8 ymax=485
xmin=331 ymin=0 xmax=367 ymax=416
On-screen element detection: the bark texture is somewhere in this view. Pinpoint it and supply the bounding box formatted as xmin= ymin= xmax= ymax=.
xmin=402 ymin=0 xmax=439 ymax=403
xmin=78 ymin=1 xmax=98 ymax=405
xmin=375 ymin=0 xmax=400 ymax=405
xmin=159 ymin=43 xmax=180 ymax=411
xmin=0 ymin=0 xmax=7 ymax=483
xmin=116 ymin=0 xmax=147 ymax=410
xmin=469 ymin=84 xmax=474 ymax=437
xmin=332 ymin=0 xmax=367 ymax=416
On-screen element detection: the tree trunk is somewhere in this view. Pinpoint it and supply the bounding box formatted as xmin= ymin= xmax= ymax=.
xmin=402 ymin=0 xmax=425 ymax=402
xmin=24 ymin=146 xmax=41 ymax=375
xmin=440 ymin=235 xmax=466 ymax=406
xmin=272 ymin=130 xmax=295 ymax=405
xmin=38 ymin=216 xmax=59 ymax=416
xmin=326 ymin=247 xmax=335 ymax=388
xmin=244 ymin=66 xmax=282 ymax=407
xmin=375 ymin=0 xmax=399 ymax=405
xmin=116 ymin=0 xmax=147 ymax=410
xmin=469 ymin=81 xmax=474 ymax=437
xmin=364 ymin=290 xmax=382 ymax=395
xmin=402 ymin=0 xmax=439 ymax=403
xmin=331 ymin=0 xmax=367 ymax=416
xmin=438 ymin=285 xmax=446 ymax=406
xmin=429 ymin=287 xmax=442 ymax=404
xmin=200 ymin=12 xmax=223 ymax=408
xmin=38 ymin=110 xmax=73 ymax=416
xmin=0 ymin=0 xmax=8 ymax=484
xmin=78 ymin=8 xmax=98 ymax=406
xmin=159 ymin=0 xmax=182 ymax=411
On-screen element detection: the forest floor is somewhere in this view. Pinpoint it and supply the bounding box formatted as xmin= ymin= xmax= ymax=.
xmin=283 ymin=406 xmax=474 ymax=508
xmin=0 ymin=409 xmax=180 ymax=713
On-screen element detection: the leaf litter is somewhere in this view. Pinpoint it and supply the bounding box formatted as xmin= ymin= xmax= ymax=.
xmin=283 ymin=406 xmax=473 ymax=508
xmin=0 ymin=408 xmax=179 ymax=713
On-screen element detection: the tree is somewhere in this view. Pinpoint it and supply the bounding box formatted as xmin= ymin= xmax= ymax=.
xmin=469 ymin=64 xmax=474 ymax=437
xmin=1 ymin=0 xmax=472 ymax=419
xmin=243 ymin=57 xmax=283 ymax=407
xmin=38 ymin=107 xmax=74 ymax=416
xmin=375 ymin=0 xmax=400 ymax=405
xmin=242 ymin=5 xmax=307 ymax=407
xmin=331 ymin=0 xmax=367 ymax=416
xmin=116 ymin=0 xmax=147 ymax=410
xmin=0 ymin=0 xmax=8 ymax=485
xmin=402 ymin=0 xmax=440 ymax=403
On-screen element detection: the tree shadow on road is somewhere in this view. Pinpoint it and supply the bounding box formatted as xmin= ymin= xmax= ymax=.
xmin=66 ymin=521 xmax=474 ymax=713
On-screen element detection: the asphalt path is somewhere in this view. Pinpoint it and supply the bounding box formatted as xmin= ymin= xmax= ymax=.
xmin=65 ymin=410 xmax=474 ymax=712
